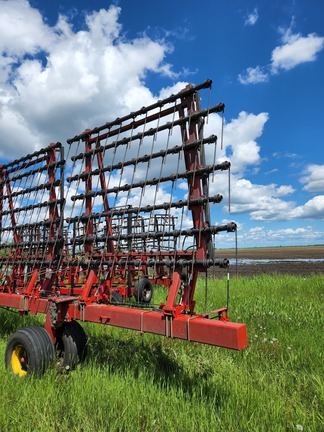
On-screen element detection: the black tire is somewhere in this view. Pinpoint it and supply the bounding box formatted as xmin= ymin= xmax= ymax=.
xmin=110 ymin=292 xmax=123 ymax=304
xmin=134 ymin=278 xmax=153 ymax=304
xmin=5 ymin=326 xmax=55 ymax=377
xmin=69 ymin=320 xmax=87 ymax=363
xmin=55 ymin=321 xmax=87 ymax=371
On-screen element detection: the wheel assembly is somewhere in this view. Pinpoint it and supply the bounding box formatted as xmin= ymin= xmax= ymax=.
xmin=55 ymin=320 xmax=87 ymax=371
xmin=110 ymin=291 xmax=123 ymax=303
xmin=5 ymin=326 xmax=55 ymax=377
xmin=134 ymin=278 xmax=153 ymax=304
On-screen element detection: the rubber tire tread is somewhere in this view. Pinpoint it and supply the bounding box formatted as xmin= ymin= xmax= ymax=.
xmin=5 ymin=326 xmax=55 ymax=376
xmin=56 ymin=321 xmax=87 ymax=370
xmin=34 ymin=326 xmax=55 ymax=370
xmin=134 ymin=278 xmax=153 ymax=304
xmin=110 ymin=292 xmax=123 ymax=304
xmin=29 ymin=326 xmax=55 ymax=374
xmin=59 ymin=324 xmax=78 ymax=370
xmin=69 ymin=321 xmax=87 ymax=363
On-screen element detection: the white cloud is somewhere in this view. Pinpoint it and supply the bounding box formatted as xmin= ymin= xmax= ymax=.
xmin=227 ymin=177 xmax=296 ymax=221
xmin=85 ymin=6 xmax=121 ymax=43
xmin=202 ymin=111 xmax=291 ymax=222
xmin=265 ymin=168 xmax=278 ymax=175
xmin=244 ymin=8 xmax=259 ymax=27
xmin=268 ymin=227 xmax=309 ymax=237
xmin=238 ymin=21 xmax=324 ymax=84
xmin=194 ymin=108 xmax=308 ymax=226
xmin=157 ymin=81 xmax=189 ymax=99
xmin=271 ymin=29 xmax=324 ymax=73
xmin=222 ymin=111 xmax=269 ymax=173
xmin=208 ymin=155 xmax=324 ymax=221
xmin=238 ymin=66 xmax=269 ymax=85
xmin=0 ymin=0 xmax=54 ymax=56
xmin=290 ymin=195 xmax=324 ymax=220
xmin=276 ymin=185 xmax=295 ymax=196
xmin=0 ymin=2 xmax=173 ymax=159
xmin=240 ymin=225 xmax=323 ymax=246
xmin=272 ymin=151 xmax=299 ymax=160
xmin=300 ymin=164 xmax=324 ymax=192
xmin=228 ymin=176 xmax=324 ymax=221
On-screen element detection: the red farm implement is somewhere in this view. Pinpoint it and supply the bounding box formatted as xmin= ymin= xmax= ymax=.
xmin=0 ymin=80 xmax=247 ymax=376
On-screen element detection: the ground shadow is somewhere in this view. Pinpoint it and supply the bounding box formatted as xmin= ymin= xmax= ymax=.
xmin=85 ymin=329 xmax=227 ymax=404
xmin=0 ymin=309 xmax=228 ymax=404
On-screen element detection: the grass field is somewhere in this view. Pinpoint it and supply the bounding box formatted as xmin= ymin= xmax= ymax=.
xmin=0 ymin=274 xmax=323 ymax=432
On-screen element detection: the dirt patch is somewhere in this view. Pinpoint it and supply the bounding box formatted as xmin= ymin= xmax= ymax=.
xmin=212 ymin=246 xmax=324 ymax=278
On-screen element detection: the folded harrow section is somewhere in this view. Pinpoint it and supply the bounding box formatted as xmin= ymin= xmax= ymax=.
xmin=0 ymin=80 xmax=247 ymax=374
xmin=64 ymin=81 xmax=232 ymax=299
xmin=0 ymin=143 xmax=64 ymax=295
xmin=61 ymin=80 xmax=246 ymax=349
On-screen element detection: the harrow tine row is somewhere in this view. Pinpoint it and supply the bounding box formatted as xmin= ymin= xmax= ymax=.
xmin=68 ymin=135 xmax=217 ymax=181
xmin=67 ymin=80 xmax=214 ymax=144
xmin=65 ymin=194 xmax=224 ymax=223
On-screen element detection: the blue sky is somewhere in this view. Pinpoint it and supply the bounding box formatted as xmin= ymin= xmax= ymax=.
xmin=0 ymin=0 xmax=323 ymax=248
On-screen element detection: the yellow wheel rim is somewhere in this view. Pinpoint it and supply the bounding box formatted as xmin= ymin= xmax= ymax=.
xmin=11 ymin=345 xmax=27 ymax=377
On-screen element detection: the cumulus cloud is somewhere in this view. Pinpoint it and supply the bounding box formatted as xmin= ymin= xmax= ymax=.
xmin=240 ymin=225 xmax=323 ymax=246
xmin=238 ymin=20 xmax=324 ymax=84
xmin=300 ymin=164 xmax=324 ymax=192
xmin=0 ymin=0 xmax=54 ymax=56
xmin=226 ymin=172 xmax=324 ymax=221
xmin=226 ymin=177 xmax=296 ymax=221
xmin=209 ymin=163 xmax=323 ymax=223
xmin=222 ymin=111 xmax=269 ymax=173
xmin=201 ymin=111 xmax=322 ymax=224
xmin=271 ymin=28 xmax=324 ymax=73
xmin=290 ymin=195 xmax=324 ymax=220
xmin=203 ymin=110 xmax=269 ymax=172
xmin=0 ymin=1 xmax=173 ymax=158
xmin=238 ymin=66 xmax=269 ymax=84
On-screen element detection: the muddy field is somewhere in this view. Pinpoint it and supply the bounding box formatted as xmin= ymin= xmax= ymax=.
xmin=213 ymin=246 xmax=324 ymax=277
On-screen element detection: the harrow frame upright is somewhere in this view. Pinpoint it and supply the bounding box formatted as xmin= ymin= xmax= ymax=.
xmin=0 ymin=80 xmax=247 ymax=376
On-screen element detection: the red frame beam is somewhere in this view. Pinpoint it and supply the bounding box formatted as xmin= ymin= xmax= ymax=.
xmin=0 ymin=291 xmax=246 ymax=350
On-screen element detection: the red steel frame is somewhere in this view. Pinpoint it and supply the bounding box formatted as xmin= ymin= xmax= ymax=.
xmin=0 ymin=80 xmax=247 ymax=351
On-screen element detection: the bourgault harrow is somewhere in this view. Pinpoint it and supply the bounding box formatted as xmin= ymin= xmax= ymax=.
xmin=0 ymin=80 xmax=247 ymax=376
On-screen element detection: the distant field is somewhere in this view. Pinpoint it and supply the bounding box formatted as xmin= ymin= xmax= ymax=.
xmin=216 ymin=245 xmax=324 ymax=259
xmin=214 ymin=246 xmax=324 ymax=277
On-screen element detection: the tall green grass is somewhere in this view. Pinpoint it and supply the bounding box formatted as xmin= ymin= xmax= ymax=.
xmin=0 ymin=274 xmax=323 ymax=432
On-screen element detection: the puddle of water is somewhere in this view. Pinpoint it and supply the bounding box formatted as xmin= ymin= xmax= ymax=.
xmin=231 ymin=258 xmax=324 ymax=265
